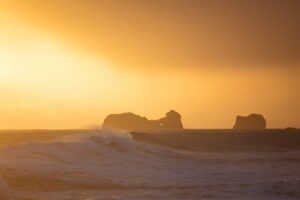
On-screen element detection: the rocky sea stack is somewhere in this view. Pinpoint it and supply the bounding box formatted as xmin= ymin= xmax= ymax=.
xmin=102 ymin=110 xmax=183 ymax=131
xmin=233 ymin=114 xmax=266 ymax=130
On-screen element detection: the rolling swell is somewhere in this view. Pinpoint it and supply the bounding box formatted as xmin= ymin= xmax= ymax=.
xmin=0 ymin=129 xmax=198 ymax=199
xmin=0 ymin=129 xmax=299 ymax=200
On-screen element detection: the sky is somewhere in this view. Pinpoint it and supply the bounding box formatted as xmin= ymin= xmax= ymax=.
xmin=0 ymin=0 xmax=299 ymax=129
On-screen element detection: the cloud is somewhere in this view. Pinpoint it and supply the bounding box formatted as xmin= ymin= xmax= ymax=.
xmin=3 ymin=0 xmax=300 ymax=70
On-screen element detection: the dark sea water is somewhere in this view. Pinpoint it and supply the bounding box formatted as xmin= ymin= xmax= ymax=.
xmin=0 ymin=129 xmax=299 ymax=200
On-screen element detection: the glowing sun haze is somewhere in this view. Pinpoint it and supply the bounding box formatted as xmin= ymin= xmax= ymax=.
xmin=0 ymin=0 xmax=299 ymax=129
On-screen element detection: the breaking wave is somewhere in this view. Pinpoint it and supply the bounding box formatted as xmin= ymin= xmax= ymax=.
xmin=0 ymin=129 xmax=299 ymax=200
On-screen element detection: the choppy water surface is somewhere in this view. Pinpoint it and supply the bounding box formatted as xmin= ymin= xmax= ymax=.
xmin=0 ymin=129 xmax=299 ymax=200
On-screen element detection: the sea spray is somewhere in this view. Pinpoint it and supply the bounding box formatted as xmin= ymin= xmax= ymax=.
xmin=92 ymin=128 xmax=137 ymax=152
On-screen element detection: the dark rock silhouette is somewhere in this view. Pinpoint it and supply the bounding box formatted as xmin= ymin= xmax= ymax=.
xmin=102 ymin=110 xmax=183 ymax=131
xmin=159 ymin=110 xmax=183 ymax=130
xmin=233 ymin=114 xmax=266 ymax=130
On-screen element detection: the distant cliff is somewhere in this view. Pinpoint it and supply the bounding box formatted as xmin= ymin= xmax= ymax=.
xmin=102 ymin=110 xmax=183 ymax=131
xmin=233 ymin=114 xmax=266 ymax=130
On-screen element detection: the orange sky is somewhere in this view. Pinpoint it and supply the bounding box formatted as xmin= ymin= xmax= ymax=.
xmin=0 ymin=0 xmax=299 ymax=129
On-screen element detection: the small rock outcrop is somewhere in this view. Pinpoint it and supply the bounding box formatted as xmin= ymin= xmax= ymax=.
xmin=233 ymin=114 xmax=266 ymax=130
xmin=285 ymin=127 xmax=297 ymax=132
xmin=102 ymin=110 xmax=183 ymax=131
xmin=285 ymin=127 xmax=296 ymax=130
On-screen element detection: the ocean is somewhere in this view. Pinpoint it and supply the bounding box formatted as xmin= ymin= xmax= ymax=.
xmin=0 ymin=129 xmax=299 ymax=200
